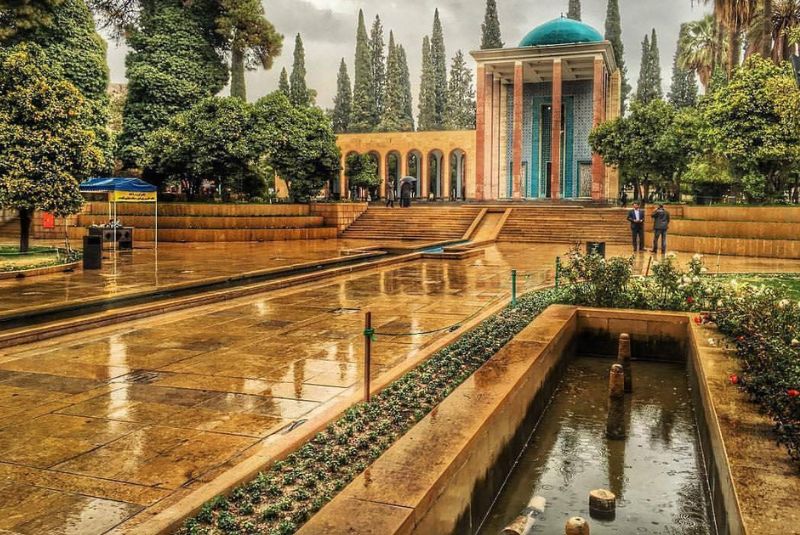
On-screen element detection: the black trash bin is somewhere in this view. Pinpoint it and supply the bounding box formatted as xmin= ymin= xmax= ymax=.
xmin=83 ymin=235 xmax=102 ymax=269
xmin=586 ymin=241 xmax=606 ymax=258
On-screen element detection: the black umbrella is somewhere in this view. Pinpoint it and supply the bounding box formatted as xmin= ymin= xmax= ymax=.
xmin=399 ymin=176 xmax=418 ymax=187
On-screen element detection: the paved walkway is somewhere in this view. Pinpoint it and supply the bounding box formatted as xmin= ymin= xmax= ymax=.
xmin=1 ymin=243 xmax=799 ymax=534
xmin=0 ymin=240 xmax=392 ymax=318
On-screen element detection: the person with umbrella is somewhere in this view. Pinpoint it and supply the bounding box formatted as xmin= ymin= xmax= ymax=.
xmin=386 ymin=180 xmax=396 ymax=208
xmin=399 ymin=176 xmax=416 ymax=208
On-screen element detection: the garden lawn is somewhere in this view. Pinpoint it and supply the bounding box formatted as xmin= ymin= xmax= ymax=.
xmin=0 ymin=245 xmax=68 ymax=272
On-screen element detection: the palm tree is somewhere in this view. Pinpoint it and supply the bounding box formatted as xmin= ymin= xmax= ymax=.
xmin=680 ymin=15 xmax=726 ymax=88
xmin=771 ymin=0 xmax=800 ymax=60
xmin=693 ymin=0 xmax=758 ymax=72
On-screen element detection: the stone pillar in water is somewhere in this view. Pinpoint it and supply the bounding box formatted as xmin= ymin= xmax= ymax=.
xmin=588 ymin=489 xmax=616 ymax=519
xmin=502 ymin=495 xmax=546 ymax=535
xmin=565 ymin=516 xmax=590 ymax=535
xmin=606 ymin=364 xmax=626 ymax=439
xmin=617 ymin=333 xmax=632 ymax=393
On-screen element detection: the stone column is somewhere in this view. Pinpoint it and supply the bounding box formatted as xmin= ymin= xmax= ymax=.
xmin=484 ymin=70 xmax=495 ymax=200
xmin=475 ymin=65 xmax=486 ymax=200
xmin=606 ymin=69 xmax=623 ymax=202
xmin=491 ymin=74 xmax=501 ymax=200
xmin=499 ymin=81 xmax=509 ymax=199
xmin=421 ymin=153 xmax=430 ymax=199
xmin=379 ymin=153 xmax=387 ymax=199
xmin=339 ymin=154 xmax=348 ymax=200
xmin=550 ymin=59 xmax=562 ymax=200
xmin=592 ymin=57 xmax=607 ymax=201
xmin=443 ymin=152 xmax=452 ymax=200
xmin=512 ymin=61 xmax=523 ymax=200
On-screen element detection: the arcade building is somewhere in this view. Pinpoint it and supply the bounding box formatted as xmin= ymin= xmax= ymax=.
xmin=334 ymin=16 xmax=622 ymax=202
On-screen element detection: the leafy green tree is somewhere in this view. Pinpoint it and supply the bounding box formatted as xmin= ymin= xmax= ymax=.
xmin=430 ymin=9 xmax=448 ymax=129
xmin=417 ymin=35 xmax=436 ymax=131
xmin=141 ymin=97 xmax=267 ymax=200
xmin=3 ymin=0 xmax=112 ymax=171
xmin=289 ymin=33 xmax=310 ymax=106
xmin=636 ymin=30 xmax=663 ymax=103
xmin=346 ymin=153 xmax=380 ymax=193
xmin=253 ymin=92 xmax=340 ymax=202
xmin=332 ymin=58 xmax=352 ymax=133
xmin=700 ymin=55 xmax=800 ymax=202
xmin=278 ymin=67 xmax=290 ymax=96
xmin=568 ymin=0 xmax=581 ymax=20
xmin=118 ymin=0 xmax=228 ymax=168
xmin=444 ymin=50 xmax=476 ymax=130
xmin=604 ymin=0 xmax=631 ymax=111
xmin=350 ymin=9 xmax=376 ymax=132
xmin=0 ymin=0 xmax=61 ymax=40
xmin=590 ymin=100 xmax=696 ymax=202
xmin=480 ymin=0 xmax=503 ymax=49
xmin=668 ymin=24 xmax=699 ymax=108
xmin=369 ymin=14 xmax=385 ymax=121
xmin=0 ymin=44 xmax=102 ymax=251
xmin=379 ymin=32 xmax=413 ymax=131
xmin=215 ymin=0 xmax=282 ymax=101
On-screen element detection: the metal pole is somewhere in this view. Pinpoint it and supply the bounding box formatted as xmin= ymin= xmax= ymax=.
xmin=645 ymin=255 xmax=653 ymax=277
xmin=364 ymin=311 xmax=372 ymax=403
xmin=511 ymin=269 xmax=517 ymax=307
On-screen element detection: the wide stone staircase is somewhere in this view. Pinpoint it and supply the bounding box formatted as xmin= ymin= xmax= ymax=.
xmin=498 ymin=206 xmax=630 ymax=244
xmin=341 ymin=206 xmax=482 ymax=241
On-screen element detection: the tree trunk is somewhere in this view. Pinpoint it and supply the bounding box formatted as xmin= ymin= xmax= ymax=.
xmin=762 ymin=0 xmax=773 ymax=59
xmin=728 ymin=26 xmax=741 ymax=76
xmin=18 ymin=207 xmax=32 ymax=253
xmin=230 ymin=44 xmax=247 ymax=101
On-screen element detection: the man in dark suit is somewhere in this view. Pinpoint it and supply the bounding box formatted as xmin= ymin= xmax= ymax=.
xmin=627 ymin=202 xmax=645 ymax=253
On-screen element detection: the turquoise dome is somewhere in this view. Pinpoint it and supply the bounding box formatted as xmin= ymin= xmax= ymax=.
xmin=519 ymin=17 xmax=604 ymax=47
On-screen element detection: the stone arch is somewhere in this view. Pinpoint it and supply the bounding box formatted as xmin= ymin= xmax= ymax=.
xmin=385 ymin=150 xmax=402 ymax=198
xmin=427 ymin=149 xmax=444 ymax=200
xmin=406 ymin=150 xmax=423 ymax=197
xmin=366 ymin=151 xmax=382 ymax=201
xmin=449 ymin=149 xmax=468 ymax=201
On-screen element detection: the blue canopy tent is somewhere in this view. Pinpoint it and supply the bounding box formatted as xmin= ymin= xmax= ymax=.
xmin=79 ymin=177 xmax=159 ymax=253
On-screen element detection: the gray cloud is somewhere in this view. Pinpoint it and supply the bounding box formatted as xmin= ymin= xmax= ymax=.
xmin=104 ymin=0 xmax=710 ymax=109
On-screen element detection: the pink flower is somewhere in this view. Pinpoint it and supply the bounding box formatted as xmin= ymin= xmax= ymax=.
xmin=687 ymin=296 xmax=695 ymax=304
xmin=729 ymin=374 xmax=739 ymax=385
xmin=787 ymin=389 xmax=800 ymax=398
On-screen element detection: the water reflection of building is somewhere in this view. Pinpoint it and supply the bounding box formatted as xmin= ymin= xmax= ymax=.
xmin=334 ymin=17 xmax=621 ymax=202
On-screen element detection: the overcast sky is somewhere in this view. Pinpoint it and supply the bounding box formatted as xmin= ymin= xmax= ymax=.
xmin=103 ymin=0 xmax=710 ymax=108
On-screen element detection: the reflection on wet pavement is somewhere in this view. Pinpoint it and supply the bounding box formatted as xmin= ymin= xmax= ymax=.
xmin=0 ymin=242 xmax=797 ymax=533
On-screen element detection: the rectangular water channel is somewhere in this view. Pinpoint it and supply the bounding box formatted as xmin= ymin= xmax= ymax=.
xmin=479 ymin=356 xmax=715 ymax=534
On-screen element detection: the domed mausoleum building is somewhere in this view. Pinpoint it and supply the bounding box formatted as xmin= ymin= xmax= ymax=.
xmin=334 ymin=16 xmax=622 ymax=202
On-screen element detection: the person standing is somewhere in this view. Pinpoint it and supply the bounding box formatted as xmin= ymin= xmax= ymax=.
xmin=627 ymin=202 xmax=645 ymax=253
xmin=620 ymin=190 xmax=628 ymax=208
xmin=386 ymin=180 xmax=396 ymax=208
xmin=400 ymin=182 xmax=412 ymax=208
xmin=651 ymin=204 xmax=670 ymax=254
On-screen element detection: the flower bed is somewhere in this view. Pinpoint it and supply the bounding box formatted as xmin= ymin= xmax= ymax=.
xmin=180 ymin=289 xmax=565 ymax=535
xmin=0 ymin=245 xmax=81 ymax=273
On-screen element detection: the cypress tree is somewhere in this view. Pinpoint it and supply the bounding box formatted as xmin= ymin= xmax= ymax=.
xmin=480 ymin=0 xmax=503 ymax=49
xmin=668 ymin=24 xmax=698 ymax=108
xmin=397 ymin=44 xmax=414 ymax=130
xmin=604 ymin=0 xmax=630 ymax=112
xmin=649 ymin=29 xmax=663 ymax=100
xmin=332 ymin=58 xmax=352 ymax=133
xmin=430 ymin=9 xmax=448 ymax=129
xmin=119 ymin=0 xmax=228 ymax=168
xmin=369 ymin=14 xmax=386 ymax=123
xmin=289 ymin=33 xmax=309 ymax=106
xmin=278 ymin=67 xmax=290 ymax=96
xmin=567 ymin=0 xmax=581 ymax=21
xmin=350 ymin=9 xmax=376 ymax=132
xmin=417 ymin=35 xmax=436 ymax=131
xmin=379 ymin=32 xmax=413 ymax=132
xmin=444 ymin=50 xmax=476 ymax=130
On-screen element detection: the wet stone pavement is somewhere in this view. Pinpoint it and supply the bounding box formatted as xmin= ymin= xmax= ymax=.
xmin=0 ymin=242 xmax=798 ymax=534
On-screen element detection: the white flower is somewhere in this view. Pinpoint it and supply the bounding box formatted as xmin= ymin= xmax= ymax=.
xmin=717 ymin=299 xmax=724 ymax=307
xmin=678 ymin=283 xmax=686 ymax=290
xmin=791 ymin=339 xmax=800 ymax=348
xmin=708 ymin=338 xmax=717 ymax=346
xmin=693 ymin=254 xmax=703 ymax=261
xmin=705 ymin=287 xmax=713 ymax=296
xmin=730 ymin=279 xmax=738 ymax=289
xmin=692 ymin=276 xmax=700 ymax=283
xmin=779 ymin=299 xmax=791 ymax=309
xmin=682 ymin=276 xmax=692 ymax=284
